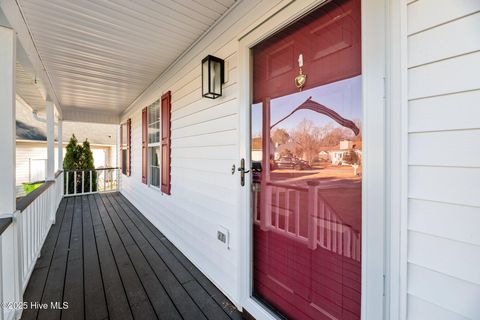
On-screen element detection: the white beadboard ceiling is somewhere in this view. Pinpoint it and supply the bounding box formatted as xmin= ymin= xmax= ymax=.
xmin=15 ymin=0 xmax=236 ymax=116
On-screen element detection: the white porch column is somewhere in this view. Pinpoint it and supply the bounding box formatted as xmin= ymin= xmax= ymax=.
xmin=0 ymin=27 xmax=16 ymax=217
xmin=57 ymin=119 xmax=63 ymax=170
xmin=46 ymin=100 xmax=55 ymax=181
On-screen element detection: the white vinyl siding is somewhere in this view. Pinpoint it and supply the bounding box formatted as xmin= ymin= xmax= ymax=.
xmin=119 ymin=0 xmax=291 ymax=306
xmin=406 ymin=0 xmax=480 ymax=318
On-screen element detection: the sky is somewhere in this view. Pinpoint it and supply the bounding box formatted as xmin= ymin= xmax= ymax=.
xmin=252 ymin=75 xmax=362 ymax=137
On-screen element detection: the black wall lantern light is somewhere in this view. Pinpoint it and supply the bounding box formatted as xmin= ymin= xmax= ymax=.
xmin=202 ymin=55 xmax=225 ymax=99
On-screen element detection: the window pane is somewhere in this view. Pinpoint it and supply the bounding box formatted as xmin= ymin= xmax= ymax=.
xmin=148 ymin=100 xmax=160 ymax=125
xmin=148 ymin=122 xmax=160 ymax=144
xmin=151 ymin=167 xmax=160 ymax=187
xmin=121 ymin=150 xmax=127 ymax=175
xmin=148 ymin=100 xmax=160 ymax=144
xmin=150 ymin=146 xmax=159 ymax=167
xmin=121 ymin=123 xmax=128 ymax=148
xmin=150 ymin=146 xmax=160 ymax=187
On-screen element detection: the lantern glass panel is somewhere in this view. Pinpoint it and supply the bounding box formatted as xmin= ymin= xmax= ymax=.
xmin=211 ymin=60 xmax=222 ymax=96
xmin=202 ymin=59 xmax=209 ymax=97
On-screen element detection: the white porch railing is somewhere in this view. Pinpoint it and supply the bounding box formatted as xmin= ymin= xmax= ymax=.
xmin=0 ymin=171 xmax=64 ymax=320
xmin=64 ymin=168 xmax=120 ymax=197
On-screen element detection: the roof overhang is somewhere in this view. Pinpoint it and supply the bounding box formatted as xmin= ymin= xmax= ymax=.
xmin=1 ymin=0 xmax=238 ymax=124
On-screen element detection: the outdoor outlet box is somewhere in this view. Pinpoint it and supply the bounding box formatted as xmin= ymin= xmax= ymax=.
xmin=217 ymin=226 xmax=229 ymax=249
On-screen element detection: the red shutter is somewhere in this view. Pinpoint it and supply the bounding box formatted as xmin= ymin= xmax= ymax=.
xmin=161 ymin=91 xmax=171 ymax=195
xmin=126 ymin=118 xmax=132 ymax=177
xmin=142 ymin=107 xmax=148 ymax=184
xmin=119 ymin=124 xmax=123 ymax=172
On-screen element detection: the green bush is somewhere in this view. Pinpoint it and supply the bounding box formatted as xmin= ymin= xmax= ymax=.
xmin=63 ymin=134 xmax=97 ymax=194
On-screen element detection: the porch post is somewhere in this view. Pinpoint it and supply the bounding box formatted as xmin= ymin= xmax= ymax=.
xmin=46 ymin=100 xmax=55 ymax=181
xmin=0 ymin=26 xmax=16 ymax=217
xmin=57 ymin=119 xmax=63 ymax=170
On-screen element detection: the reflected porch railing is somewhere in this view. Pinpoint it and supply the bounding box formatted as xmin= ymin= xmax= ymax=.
xmin=64 ymin=167 xmax=120 ymax=197
xmin=253 ymin=180 xmax=361 ymax=262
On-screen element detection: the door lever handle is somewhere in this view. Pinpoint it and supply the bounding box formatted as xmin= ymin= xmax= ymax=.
xmin=238 ymin=158 xmax=249 ymax=186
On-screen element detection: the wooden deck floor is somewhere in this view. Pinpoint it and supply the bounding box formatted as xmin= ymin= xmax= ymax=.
xmin=21 ymin=193 xmax=242 ymax=320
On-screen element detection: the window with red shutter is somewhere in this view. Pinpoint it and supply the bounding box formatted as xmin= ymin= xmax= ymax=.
xmin=120 ymin=121 xmax=130 ymax=176
xmin=126 ymin=118 xmax=132 ymax=176
xmin=120 ymin=123 xmax=124 ymax=174
xmin=161 ymin=91 xmax=171 ymax=195
xmin=142 ymin=107 xmax=148 ymax=184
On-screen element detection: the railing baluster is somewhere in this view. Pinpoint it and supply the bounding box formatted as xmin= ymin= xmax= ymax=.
xmin=66 ymin=171 xmax=69 ymax=195
xmin=103 ymin=170 xmax=106 ymax=192
xmin=82 ymin=171 xmax=85 ymax=194
xmin=90 ymin=170 xmax=93 ymax=193
xmin=74 ymin=171 xmax=77 ymax=195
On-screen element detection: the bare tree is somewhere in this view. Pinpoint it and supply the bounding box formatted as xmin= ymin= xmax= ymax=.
xmin=291 ymin=119 xmax=322 ymax=164
xmin=271 ymin=128 xmax=289 ymax=146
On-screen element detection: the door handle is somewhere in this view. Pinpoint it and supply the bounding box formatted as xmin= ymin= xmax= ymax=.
xmin=238 ymin=158 xmax=249 ymax=187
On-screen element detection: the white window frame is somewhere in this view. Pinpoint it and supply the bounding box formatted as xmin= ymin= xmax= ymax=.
xmin=237 ymin=0 xmax=388 ymax=319
xmin=147 ymin=100 xmax=161 ymax=189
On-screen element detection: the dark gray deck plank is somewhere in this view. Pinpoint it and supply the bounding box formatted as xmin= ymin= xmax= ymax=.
xmin=82 ymin=196 xmax=108 ymax=320
xmin=21 ymin=199 xmax=68 ymax=320
xmin=98 ymin=194 xmax=182 ymax=320
xmin=93 ymin=194 xmax=157 ymax=320
xmin=113 ymin=193 xmax=241 ymax=320
xmin=88 ymin=195 xmax=132 ymax=320
xmin=62 ymin=197 xmax=84 ymax=320
xmin=104 ymin=193 xmax=210 ymax=320
xmin=37 ymin=198 xmax=75 ymax=320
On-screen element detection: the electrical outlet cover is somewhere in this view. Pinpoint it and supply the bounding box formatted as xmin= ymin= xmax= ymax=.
xmin=217 ymin=226 xmax=230 ymax=249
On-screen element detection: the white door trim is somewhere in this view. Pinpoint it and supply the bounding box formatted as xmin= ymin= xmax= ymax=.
xmin=237 ymin=0 xmax=387 ymax=319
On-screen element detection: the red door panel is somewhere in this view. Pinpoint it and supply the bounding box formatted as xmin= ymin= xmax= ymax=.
xmin=252 ymin=1 xmax=362 ymax=319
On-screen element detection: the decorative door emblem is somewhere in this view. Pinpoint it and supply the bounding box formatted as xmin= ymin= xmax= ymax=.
xmin=294 ymin=53 xmax=307 ymax=91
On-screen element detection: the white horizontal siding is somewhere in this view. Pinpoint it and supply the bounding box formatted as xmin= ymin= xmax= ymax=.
xmin=407 ymin=0 xmax=480 ymax=35
xmin=408 ymin=12 xmax=480 ymax=67
xmin=407 ymin=1 xmax=480 ymax=318
xmin=408 ymin=51 xmax=480 ymax=100
xmin=409 ymin=199 xmax=480 ymax=247
xmin=120 ymin=0 xmax=291 ymax=307
xmin=408 ymin=231 xmax=480 ymax=285
xmin=409 ymin=90 xmax=480 ymax=132
xmin=407 ymin=295 xmax=469 ymax=320
xmin=408 ymin=264 xmax=480 ymax=319
xmin=409 ymin=166 xmax=480 ymax=207
xmin=409 ymin=130 xmax=480 ymax=167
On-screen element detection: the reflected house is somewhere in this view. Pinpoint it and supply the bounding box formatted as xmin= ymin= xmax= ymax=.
xmin=251 ymin=136 xmax=262 ymax=162
xmin=321 ymin=140 xmax=363 ymax=165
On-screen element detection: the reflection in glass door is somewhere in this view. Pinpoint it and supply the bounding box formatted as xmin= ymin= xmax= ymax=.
xmin=251 ymin=1 xmax=362 ymax=319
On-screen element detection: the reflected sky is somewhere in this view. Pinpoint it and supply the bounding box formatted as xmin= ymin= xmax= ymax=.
xmin=252 ymin=75 xmax=362 ymax=136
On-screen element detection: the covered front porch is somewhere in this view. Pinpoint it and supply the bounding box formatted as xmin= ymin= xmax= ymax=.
xmin=21 ymin=192 xmax=240 ymax=320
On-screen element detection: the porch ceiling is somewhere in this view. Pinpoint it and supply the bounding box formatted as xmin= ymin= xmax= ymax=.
xmin=14 ymin=0 xmax=236 ymax=118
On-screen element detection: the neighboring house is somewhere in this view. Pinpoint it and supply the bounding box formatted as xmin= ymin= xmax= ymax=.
xmin=251 ymin=137 xmax=262 ymax=162
xmin=15 ymin=99 xmax=116 ymax=196
xmin=321 ymin=140 xmax=363 ymax=165
xmin=0 ymin=1 xmax=478 ymax=320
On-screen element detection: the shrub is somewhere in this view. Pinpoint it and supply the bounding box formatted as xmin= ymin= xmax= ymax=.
xmin=63 ymin=134 xmax=97 ymax=194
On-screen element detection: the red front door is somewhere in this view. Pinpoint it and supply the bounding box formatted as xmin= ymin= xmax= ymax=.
xmin=251 ymin=1 xmax=362 ymax=319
